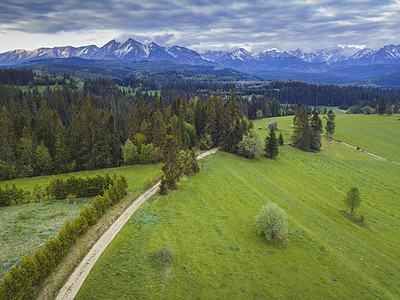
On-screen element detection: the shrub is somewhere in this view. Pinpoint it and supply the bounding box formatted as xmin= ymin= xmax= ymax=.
xmin=255 ymin=203 xmax=288 ymax=242
xmin=0 ymin=183 xmax=25 ymax=206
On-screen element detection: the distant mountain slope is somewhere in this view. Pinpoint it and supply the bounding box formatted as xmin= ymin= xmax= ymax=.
xmin=11 ymin=57 xmax=258 ymax=81
xmin=2 ymin=39 xmax=400 ymax=86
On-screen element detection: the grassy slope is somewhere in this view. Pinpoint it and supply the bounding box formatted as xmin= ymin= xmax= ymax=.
xmin=333 ymin=114 xmax=400 ymax=162
xmin=77 ymin=134 xmax=400 ymax=298
xmin=0 ymin=164 xmax=162 ymax=278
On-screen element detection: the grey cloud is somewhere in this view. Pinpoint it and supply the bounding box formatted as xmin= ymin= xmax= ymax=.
xmin=0 ymin=0 xmax=399 ymax=52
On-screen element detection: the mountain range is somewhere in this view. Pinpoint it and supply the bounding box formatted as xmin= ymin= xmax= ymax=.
xmin=2 ymin=38 xmax=400 ymax=86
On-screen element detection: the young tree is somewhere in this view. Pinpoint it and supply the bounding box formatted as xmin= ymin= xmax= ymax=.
xmin=343 ymin=187 xmax=361 ymax=216
xmin=121 ymin=139 xmax=138 ymax=165
xmin=325 ymin=109 xmax=336 ymax=138
xmin=237 ymin=131 xmax=262 ymax=159
xmin=256 ymin=110 xmax=263 ymax=119
xmin=34 ymin=141 xmax=52 ymax=174
xmin=255 ymin=203 xmax=288 ymax=242
xmin=264 ymin=126 xmax=279 ymax=159
xmin=278 ymin=132 xmax=284 ymax=146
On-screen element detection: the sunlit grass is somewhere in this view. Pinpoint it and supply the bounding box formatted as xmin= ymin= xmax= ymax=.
xmin=77 ymin=137 xmax=400 ymax=299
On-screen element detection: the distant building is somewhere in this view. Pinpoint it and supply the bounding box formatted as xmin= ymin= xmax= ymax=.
xmin=268 ymin=120 xmax=277 ymax=130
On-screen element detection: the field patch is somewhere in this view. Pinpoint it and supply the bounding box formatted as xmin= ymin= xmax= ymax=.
xmin=0 ymin=164 xmax=162 ymax=278
xmin=331 ymin=114 xmax=400 ymax=162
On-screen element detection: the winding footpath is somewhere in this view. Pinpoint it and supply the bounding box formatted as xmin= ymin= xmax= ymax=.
xmin=56 ymin=148 xmax=219 ymax=300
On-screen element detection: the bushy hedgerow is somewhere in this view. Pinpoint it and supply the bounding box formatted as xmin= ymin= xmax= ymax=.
xmin=0 ymin=183 xmax=25 ymax=206
xmin=0 ymin=173 xmax=128 ymax=300
xmin=45 ymin=173 xmax=112 ymax=200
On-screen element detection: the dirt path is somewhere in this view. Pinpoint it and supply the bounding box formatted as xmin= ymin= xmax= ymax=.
xmin=55 ymin=148 xmax=219 ymax=300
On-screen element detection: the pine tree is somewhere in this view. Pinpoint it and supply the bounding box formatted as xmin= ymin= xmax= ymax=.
xmin=0 ymin=106 xmax=16 ymax=165
xmin=161 ymin=135 xmax=181 ymax=190
xmin=325 ymin=109 xmax=335 ymax=138
xmin=150 ymin=109 xmax=166 ymax=148
xmin=377 ymin=98 xmax=387 ymax=115
xmin=278 ymin=132 xmax=284 ymax=146
xmin=159 ymin=177 xmax=168 ymax=195
xmin=310 ymin=111 xmax=323 ymax=151
xmin=17 ymin=126 xmax=36 ymax=174
xmin=264 ymin=126 xmax=279 ymax=159
xmin=168 ymin=114 xmax=182 ymax=148
xmin=292 ymin=105 xmax=310 ymax=151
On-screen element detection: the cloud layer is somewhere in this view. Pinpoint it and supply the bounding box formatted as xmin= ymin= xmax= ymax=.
xmin=1 ymin=0 xmax=400 ymax=53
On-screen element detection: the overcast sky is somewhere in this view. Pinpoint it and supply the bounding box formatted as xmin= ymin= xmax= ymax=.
xmin=1 ymin=0 xmax=400 ymax=53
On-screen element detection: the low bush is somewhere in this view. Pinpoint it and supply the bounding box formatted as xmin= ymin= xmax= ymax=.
xmin=255 ymin=203 xmax=288 ymax=242
xmin=0 ymin=183 xmax=25 ymax=206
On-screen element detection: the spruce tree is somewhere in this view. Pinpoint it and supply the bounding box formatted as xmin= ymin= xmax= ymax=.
xmin=161 ymin=135 xmax=181 ymax=190
xmin=325 ymin=109 xmax=335 ymax=138
xmin=310 ymin=112 xmax=323 ymax=151
xmin=150 ymin=109 xmax=166 ymax=148
xmin=292 ymin=106 xmax=310 ymax=151
xmin=264 ymin=126 xmax=279 ymax=159
xmin=278 ymin=132 xmax=284 ymax=146
xmin=159 ymin=177 xmax=168 ymax=195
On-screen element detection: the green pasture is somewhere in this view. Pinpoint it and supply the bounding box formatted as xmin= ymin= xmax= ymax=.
xmin=77 ymin=138 xmax=400 ymax=298
xmin=0 ymin=164 xmax=162 ymax=278
xmin=334 ymin=114 xmax=400 ymax=162
xmin=255 ymin=114 xmax=400 ymax=162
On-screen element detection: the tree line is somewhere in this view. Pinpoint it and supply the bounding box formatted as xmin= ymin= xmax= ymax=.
xmin=0 ymin=85 xmax=254 ymax=180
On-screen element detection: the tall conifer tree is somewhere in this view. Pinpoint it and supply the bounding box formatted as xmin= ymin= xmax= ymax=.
xmin=264 ymin=126 xmax=279 ymax=159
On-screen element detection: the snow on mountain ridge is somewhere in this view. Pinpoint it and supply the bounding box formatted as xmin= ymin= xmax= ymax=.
xmin=1 ymin=39 xmax=400 ymax=68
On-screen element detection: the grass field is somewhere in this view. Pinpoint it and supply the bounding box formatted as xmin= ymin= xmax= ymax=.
xmin=77 ymin=132 xmax=400 ymax=298
xmin=334 ymin=114 xmax=400 ymax=162
xmin=0 ymin=164 xmax=162 ymax=278
xmin=256 ymin=114 xmax=400 ymax=162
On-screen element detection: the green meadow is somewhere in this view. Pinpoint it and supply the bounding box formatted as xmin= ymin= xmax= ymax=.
xmin=77 ymin=124 xmax=400 ymax=299
xmin=334 ymin=114 xmax=400 ymax=162
xmin=0 ymin=164 xmax=162 ymax=278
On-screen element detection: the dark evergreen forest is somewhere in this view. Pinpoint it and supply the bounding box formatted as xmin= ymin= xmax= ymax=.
xmin=1 ymin=68 xmax=399 ymax=180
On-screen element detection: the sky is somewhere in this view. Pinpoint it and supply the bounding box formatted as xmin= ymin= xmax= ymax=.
xmin=0 ymin=0 xmax=400 ymax=54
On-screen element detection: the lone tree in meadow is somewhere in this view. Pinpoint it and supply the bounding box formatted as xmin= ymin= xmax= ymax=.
xmin=255 ymin=203 xmax=288 ymax=242
xmin=264 ymin=126 xmax=279 ymax=159
xmin=325 ymin=109 xmax=335 ymax=138
xmin=343 ymin=187 xmax=361 ymax=216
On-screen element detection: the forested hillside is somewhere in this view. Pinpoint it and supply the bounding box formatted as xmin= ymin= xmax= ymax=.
xmin=1 ymin=69 xmax=400 ymax=180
